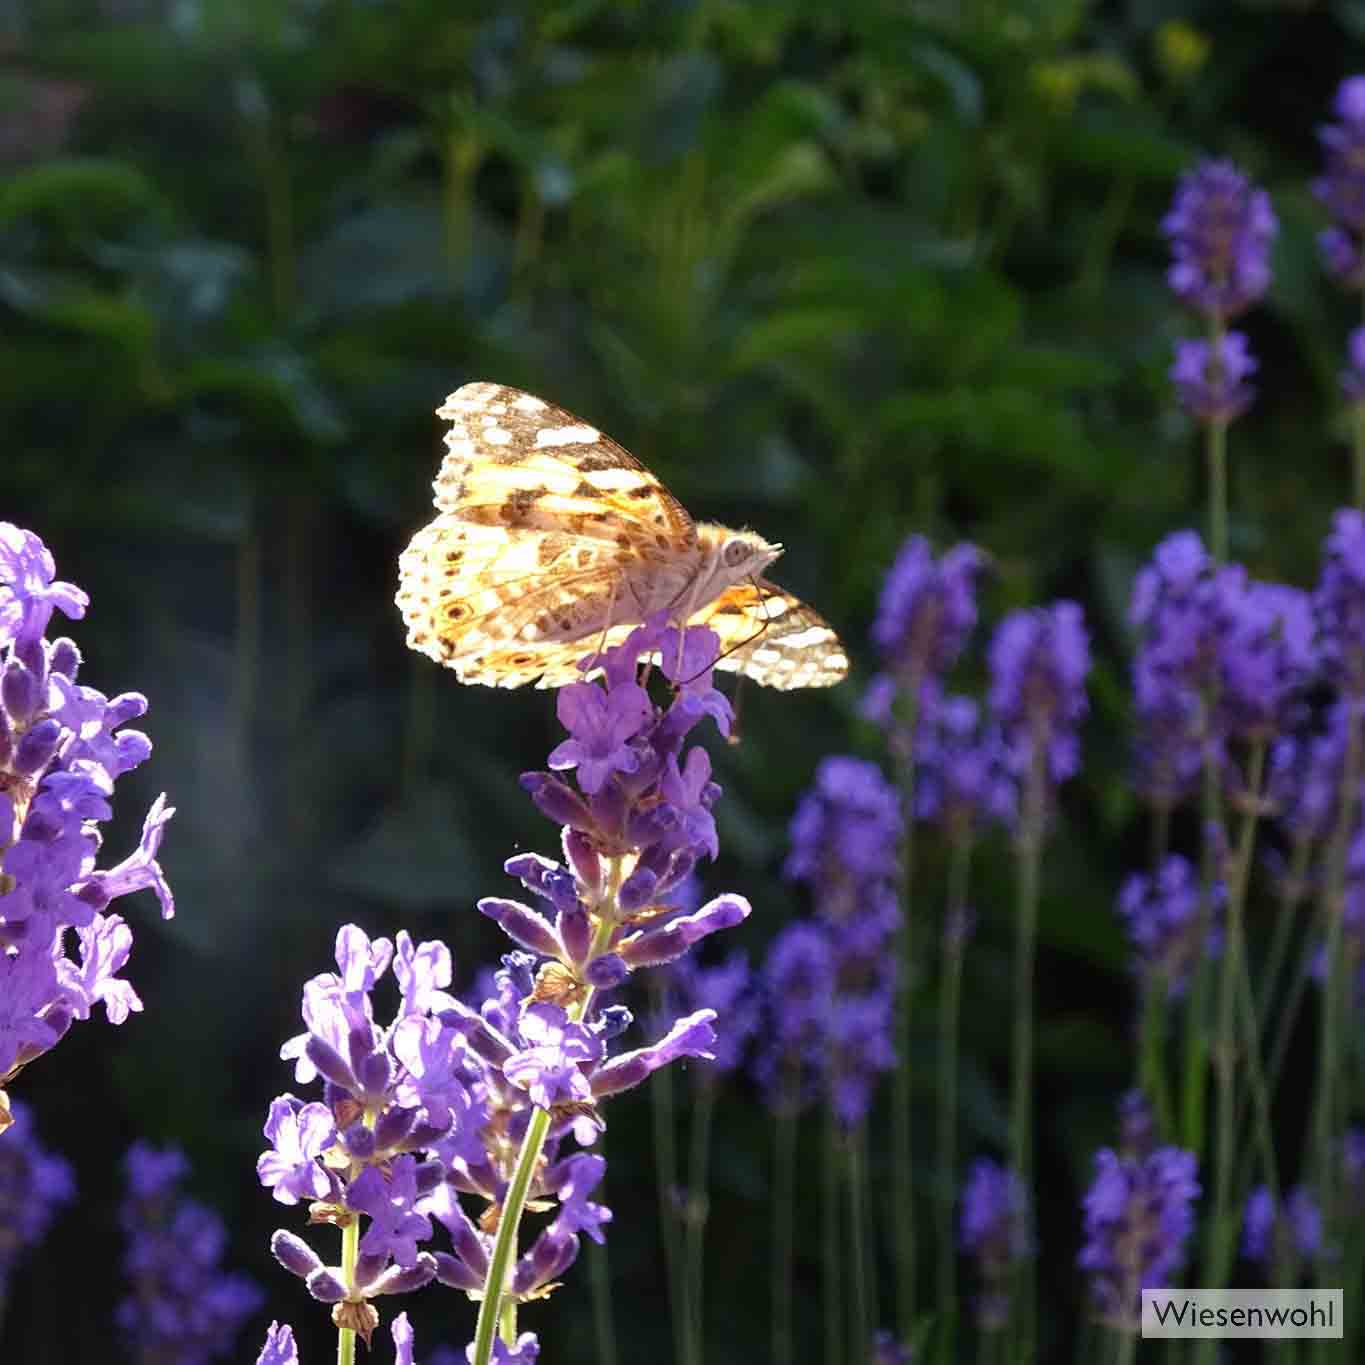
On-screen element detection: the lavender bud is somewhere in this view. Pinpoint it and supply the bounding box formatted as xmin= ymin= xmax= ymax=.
xmin=14 ymin=718 xmax=62 ymax=775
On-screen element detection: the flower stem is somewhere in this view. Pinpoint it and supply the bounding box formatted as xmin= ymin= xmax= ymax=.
xmin=470 ymin=1105 xmax=552 ymax=1365
xmin=772 ymin=1075 xmax=798 ymax=1365
xmin=1206 ymin=317 xmax=1229 ymax=564
xmin=337 ymin=1214 xmax=359 ymax=1365
xmin=1202 ymin=739 xmax=1267 ymax=1313
xmin=587 ymin=1161 xmax=618 ymax=1365
xmin=650 ymin=980 xmax=691 ymax=1365
xmin=823 ymin=1103 xmax=844 ymax=1365
xmin=848 ymin=1126 xmax=871 ymax=1361
xmin=892 ymin=681 xmax=922 ymax=1339
xmin=1007 ymin=723 xmax=1048 ymax=1357
xmin=684 ymin=1079 xmax=717 ymax=1362
xmin=937 ymin=836 xmax=973 ymax=1323
xmin=471 ymin=858 xmax=625 ymax=1365
xmin=1313 ymin=703 xmax=1362 ymax=1257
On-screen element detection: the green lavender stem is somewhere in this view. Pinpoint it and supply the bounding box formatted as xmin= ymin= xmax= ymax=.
xmin=587 ymin=1162 xmax=618 ymax=1365
xmin=1313 ymin=703 xmax=1362 ymax=1263
xmin=1257 ymin=837 xmax=1313 ymax=1036
xmin=684 ymin=1079 xmax=717 ymax=1363
xmin=1007 ymin=722 xmax=1048 ymax=1358
xmin=337 ymin=1210 xmax=359 ymax=1365
xmin=824 ymin=1103 xmax=844 ymax=1365
xmin=937 ymin=836 xmax=973 ymax=1320
xmin=772 ymin=1077 xmax=798 ymax=1365
xmin=650 ymin=979 xmax=691 ymax=1365
xmin=471 ymin=862 xmax=625 ymax=1365
xmin=1201 ymin=741 xmax=1267 ymax=1323
xmin=892 ymin=680 xmax=923 ymax=1339
xmin=848 ymin=1127 xmax=871 ymax=1361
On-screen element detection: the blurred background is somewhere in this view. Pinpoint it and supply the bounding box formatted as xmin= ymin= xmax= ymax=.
xmin=4 ymin=1 xmax=1364 ymax=1361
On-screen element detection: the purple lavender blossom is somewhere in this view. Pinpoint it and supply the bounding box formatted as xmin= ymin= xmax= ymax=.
xmin=265 ymin=619 xmax=755 ymax=1351
xmin=1317 ymin=77 xmax=1365 ymax=283
xmin=1130 ymin=531 xmax=1312 ymax=804
xmin=1162 ymin=160 xmax=1277 ymax=320
xmin=987 ymin=602 xmax=1090 ymax=793
xmin=1314 ymin=508 xmax=1365 ymax=696
xmin=664 ymin=949 xmax=758 ymax=1075
xmin=1242 ymin=1185 xmax=1321 ymax=1270
xmin=753 ymin=921 xmax=835 ymax=1112
xmin=1342 ymin=327 xmax=1365 ymax=402
xmin=1116 ymin=856 xmax=1223 ymax=997
xmin=0 ymin=523 xmax=173 ymax=1117
xmin=1078 ymin=1145 xmax=1200 ymax=1329
xmin=119 ymin=1141 xmax=264 ymax=1364
xmin=256 ymin=1313 xmax=429 ymax=1365
xmin=784 ymin=755 xmax=902 ymax=898
xmin=912 ymin=691 xmax=1016 ymax=835
xmin=960 ymin=1159 xmax=1031 ymax=1331
xmin=866 ymin=536 xmax=983 ymax=698
xmin=0 ymin=1097 xmax=74 ymax=1288
xmin=1344 ymin=1129 xmax=1365 ymax=1211
xmin=1117 ymin=1091 xmax=1155 ymax=1160
xmin=1170 ymin=333 xmax=1258 ymax=424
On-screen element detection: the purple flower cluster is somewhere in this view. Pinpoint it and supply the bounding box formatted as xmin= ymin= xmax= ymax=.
xmin=759 ymin=757 xmax=901 ymax=1127
xmin=1314 ymin=508 xmax=1365 ymax=697
xmin=1162 ymin=160 xmax=1276 ymax=424
xmin=1116 ymin=856 xmax=1224 ymax=997
xmin=1241 ymin=1185 xmax=1322 ymax=1271
xmin=1130 ymin=531 xmax=1315 ymax=805
xmin=119 ymin=1142 xmax=263 ymax=1364
xmin=1317 ymin=77 xmax=1365 ymax=287
xmin=864 ymin=537 xmax=983 ymax=721
xmin=662 ymin=949 xmax=758 ymax=1077
xmin=912 ymin=691 xmax=1016 ymax=836
xmin=871 ymin=1330 xmax=912 ymax=1363
xmin=1163 ymin=160 xmax=1277 ymax=320
xmin=987 ymin=601 xmax=1091 ymax=795
xmin=1342 ymin=328 xmax=1365 ymax=403
xmin=0 ymin=1097 xmax=74 ymax=1289
xmin=1078 ymin=1143 xmax=1200 ymax=1329
xmin=959 ymin=1158 xmax=1031 ymax=1330
xmin=264 ymin=619 xmax=749 ymax=1357
xmin=1170 ymin=333 xmax=1258 ymax=424
xmin=0 ymin=523 xmax=174 ymax=1121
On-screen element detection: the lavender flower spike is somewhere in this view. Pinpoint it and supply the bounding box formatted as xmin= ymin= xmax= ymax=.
xmin=1163 ymin=160 xmax=1277 ymax=320
xmin=0 ymin=522 xmax=173 ymax=1123
xmin=1079 ymin=1145 xmax=1200 ymax=1330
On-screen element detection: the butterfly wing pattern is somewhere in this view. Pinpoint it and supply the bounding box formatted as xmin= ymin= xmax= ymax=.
xmin=396 ymin=382 xmax=848 ymax=690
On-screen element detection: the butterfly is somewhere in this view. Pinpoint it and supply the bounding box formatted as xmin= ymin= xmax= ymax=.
xmin=395 ymin=382 xmax=849 ymax=690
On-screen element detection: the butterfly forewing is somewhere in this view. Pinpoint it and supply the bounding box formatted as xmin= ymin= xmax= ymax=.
xmin=396 ymin=382 xmax=848 ymax=690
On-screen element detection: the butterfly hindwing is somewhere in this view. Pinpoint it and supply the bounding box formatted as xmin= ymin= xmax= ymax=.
xmin=696 ymin=579 xmax=849 ymax=690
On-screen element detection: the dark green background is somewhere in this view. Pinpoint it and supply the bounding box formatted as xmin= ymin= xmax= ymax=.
xmin=3 ymin=1 xmax=1362 ymax=1360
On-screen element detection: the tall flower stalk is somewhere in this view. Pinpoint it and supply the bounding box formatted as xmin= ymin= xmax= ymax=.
xmin=0 ymin=523 xmax=175 ymax=1128
xmin=987 ymin=601 xmax=1090 ymax=1351
xmin=865 ymin=534 xmax=982 ymax=1336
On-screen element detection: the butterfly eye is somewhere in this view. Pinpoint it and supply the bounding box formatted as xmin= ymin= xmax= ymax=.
xmin=721 ymin=538 xmax=752 ymax=569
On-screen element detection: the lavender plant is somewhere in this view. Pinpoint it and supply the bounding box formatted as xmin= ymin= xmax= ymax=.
xmin=259 ymin=615 xmax=749 ymax=1365
xmin=0 ymin=523 xmax=174 ymax=1129
xmin=0 ymin=1097 xmax=74 ymax=1323
xmin=120 ymin=1142 xmax=263 ymax=1364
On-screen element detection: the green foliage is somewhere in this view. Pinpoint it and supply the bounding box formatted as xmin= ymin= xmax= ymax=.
xmin=3 ymin=2 xmax=1360 ymax=1362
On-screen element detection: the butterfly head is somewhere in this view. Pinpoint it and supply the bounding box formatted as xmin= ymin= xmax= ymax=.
xmin=698 ymin=524 xmax=783 ymax=585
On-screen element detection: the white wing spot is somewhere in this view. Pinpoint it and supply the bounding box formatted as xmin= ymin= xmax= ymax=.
xmin=752 ymin=648 xmax=782 ymax=665
xmin=483 ymin=428 xmax=514 ymax=446
xmin=825 ymin=653 xmax=849 ymax=671
xmin=780 ymin=626 xmax=835 ymax=649
xmin=513 ymin=395 xmax=549 ymax=412
xmin=761 ymin=597 xmax=790 ymax=618
xmin=535 ymin=425 xmax=600 ymax=448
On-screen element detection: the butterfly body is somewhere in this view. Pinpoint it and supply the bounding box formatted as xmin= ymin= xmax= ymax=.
xmin=396 ymin=382 xmax=848 ymax=690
